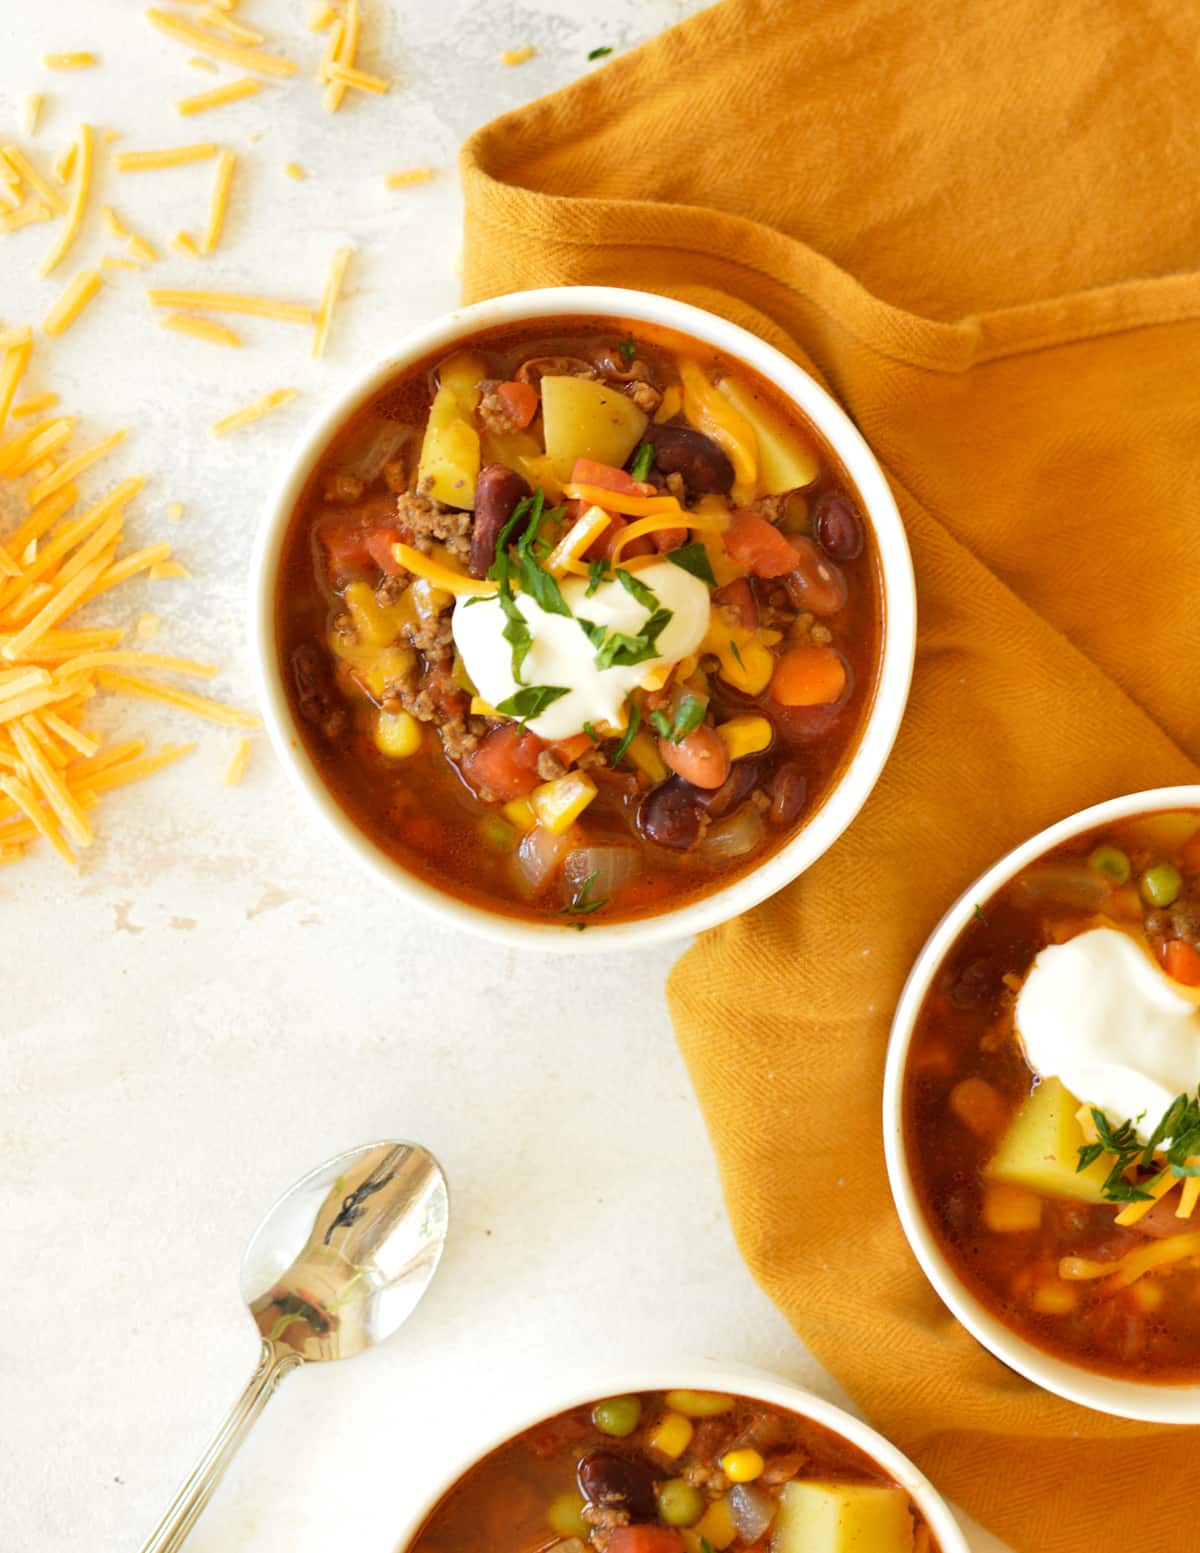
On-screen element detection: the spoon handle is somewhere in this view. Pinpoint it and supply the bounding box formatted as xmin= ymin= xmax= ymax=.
xmin=138 ymin=1339 xmax=304 ymax=1553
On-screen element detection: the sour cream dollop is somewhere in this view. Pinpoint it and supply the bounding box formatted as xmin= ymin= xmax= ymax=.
xmin=1015 ymin=926 xmax=1200 ymax=1136
xmin=452 ymin=558 xmax=711 ymax=742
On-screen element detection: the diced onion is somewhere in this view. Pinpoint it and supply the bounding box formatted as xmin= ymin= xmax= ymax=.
xmin=699 ymin=805 xmax=765 ymax=863
xmin=562 ymin=844 xmax=640 ymax=903
xmin=516 ymin=822 xmax=573 ymax=896
xmin=1010 ymin=862 xmax=1110 ymax=914
xmin=338 ymin=419 xmax=411 ymax=482
xmin=729 ymin=1484 xmax=776 ymax=1543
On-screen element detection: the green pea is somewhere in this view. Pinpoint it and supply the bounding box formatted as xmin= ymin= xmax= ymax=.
xmin=1140 ymin=862 xmax=1182 ymax=907
xmin=480 ymin=816 xmax=517 ymax=850
xmin=656 ymin=1478 xmax=705 ymax=1527
xmin=591 ymin=1396 xmax=642 ymax=1437
xmin=1088 ymin=844 xmax=1131 ymax=884
xmin=546 ymin=1491 xmax=588 ymax=1539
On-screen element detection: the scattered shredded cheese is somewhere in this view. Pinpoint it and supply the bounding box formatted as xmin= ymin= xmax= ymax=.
xmin=198 ymin=9 xmax=266 ymax=45
xmin=176 ymin=77 xmax=262 ymax=115
xmin=323 ymin=0 xmax=359 ymax=111
xmin=385 ymin=166 xmax=434 ymax=189
xmin=39 ymin=121 xmax=93 ymax=277
xmin=21 ymin=94 xmax=44 ymax=137
xmin=43 ymin=54 xmax=97 ymax=71
xmin=114 ymin=143 xmax=219 ymax=172
xmin=53 ymin=142 xmax=78 ymax=183
xmin=210 ymin=387 xmax=298 ymax=436
xmin=224 ymin=735 xmax=251 ymax=785
xmin=102 ymin=205 xmax=127 ymax=238
xmin=311 ymin=245 xmax=352 ymax=359
xmin=171 ymin=231 xmax=203 ymax=258
xmin=160 ymin=313 xmax=242 ymax=347
xmin=0 ymin=328 xmax=34 ymax=354
xmin=0 ymin=202 xmax=53 ymax=233
xmin=167 ymin=502 xmax=184 ymax=521
xmin=325 ymin=62 xmax=390 ymax=95
xmin=145 ymin=9 xmax=298 ymax=78
xmin=187 ymin=56 xmax=220 ymax=72
xmin=101 ymin=254 xmax=140 ymax=272
xmin=42 ymin=270 xmax=102 ymax=337
xmin=283 ymin=161 xmax=306 ymax=180
xmin=126 ymin=233 xmax=158 ymax=263
xmin=148 ymin=287 xmax=314 ymax=325
xmin=3 ymin=146 xmax=69 ymax=215
xmin=27 ymin=428 xmax=126 ymax=508
xmin=12 ymin=393 xmax=58 ymax=420
xmin=135 ymin=613 xmax=159 ymax=640
xmin=308 ymin=3 xmax=337 ymax=30
xmin=501 ymin=44 xmax=536 ymax=65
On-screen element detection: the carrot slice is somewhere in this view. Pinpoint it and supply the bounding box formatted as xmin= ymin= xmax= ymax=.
xmin=1163 ymin=938 xmax=1200 ymax=986
xmin=771 ymin=644 xmax=847 ymax=707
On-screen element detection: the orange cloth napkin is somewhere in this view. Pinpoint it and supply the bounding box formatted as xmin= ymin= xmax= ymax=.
xmin=460 ymin=2 xmax=1200 ymax=1546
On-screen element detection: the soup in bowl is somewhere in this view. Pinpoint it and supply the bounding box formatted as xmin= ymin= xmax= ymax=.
xmin=251 ymin=288 xmax=915 ymax=948
xmin=885 ymin=786 xmax=1200 ymax=1420
xmin=398 ymin=1372 xmax=967 ymax=1553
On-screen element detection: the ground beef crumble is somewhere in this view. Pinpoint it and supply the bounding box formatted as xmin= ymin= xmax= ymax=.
xmin=397 ymin=490 xmax=471 ymax=562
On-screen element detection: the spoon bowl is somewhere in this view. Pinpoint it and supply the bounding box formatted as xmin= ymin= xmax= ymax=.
xmin=139 ymin=1140 xmax=449 ymax=1553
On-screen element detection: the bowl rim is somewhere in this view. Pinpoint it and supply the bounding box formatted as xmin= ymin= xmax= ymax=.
xmin=387 ymin=1361 xmax=970 ymax=1553
xmin=248 ymin=284 xmax=916 ymax=952
xmin=882 ymin=782 xmax=1200 ymax=1423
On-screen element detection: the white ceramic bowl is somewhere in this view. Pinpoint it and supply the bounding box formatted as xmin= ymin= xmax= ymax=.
xmin=884 ymin=784 xmax=1200 ymax=1423
xmin=249 ymin=286 xmax=915 ymax=951
xmin=391 ymin=1363 xmax=969 ymax=1553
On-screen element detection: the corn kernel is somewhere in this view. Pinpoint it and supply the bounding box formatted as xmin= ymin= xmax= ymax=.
xmin=720 ymin=1448 xmax=764 ymax=1483
xmin=664 ymin=1389 xmax=734 ymax=1417
xmin=503 ymin=798 xmax=536 ymax=834
xmin=756 ymin=627 xmax=783 ymax=646
xmin=648 ymin=1411 xmax=693 ymax=1460
xmin=625 ymin=727 xmax=667 ymax=783
xmin=654 ymin=384 xmax=683 ymax=424
xmin=531 ymin=770 xmax=597 ymax=834
xmin=981 ymin=1181 xmax=1043 ymax=1234
xmin=373 ymin=710 xmax=420 ymax=759
xmin=716 ymin=715 xmax=772 ymax=761
xmin=344 ymin=579 xmax=411 ymax=647
xmin=1029 ymin=1278 xmax=1079 ymax=1316
xmin=470 ymin=695 xmax=499 ymax=717
xmin=702 ymin=622 xmax=773 ymax=695
xmin=692 ymin=1496 xmax=735 ymax=1550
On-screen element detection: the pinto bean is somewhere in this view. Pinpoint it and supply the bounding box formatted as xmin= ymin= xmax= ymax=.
xmin=469 ymin=463 xmax=531 ymax=577
xmin=645 ymin=424 xmax=734 ymax=494
xmin=783 ymin=536 xmax=848 ymax=616
xmin=659 ymin=725 xmax=731 ymax=789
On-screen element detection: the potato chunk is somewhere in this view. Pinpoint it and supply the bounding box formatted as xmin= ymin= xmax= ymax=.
xmin=541 ymin=375 xmax=647 ymax=482
xmin=717 ymin=375 xmax=818 ymax=495
xmin=773 ymin=1480 xmax=914 ymax=1553
xmin=984 ymin=1076 xmax=1110 ymax=1204
xmin=417 ymin=384 xmax=480 ymax=508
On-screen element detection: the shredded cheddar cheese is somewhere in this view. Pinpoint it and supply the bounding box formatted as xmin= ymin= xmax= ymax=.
xmin=21 ymin=94 xmax=44 ymax=137
xmin=326 ymin=62 xmax=390 ymax=94
xmin=390 ymin=543 xmax=496 ymax=597
xmin=501 ymin=44 xmax=536 ymax=65
xmin=210 ymin=387 xmax=299 ymax=436
xmin=27 ymin=429 xmax=126 ymax=508
xmin=385 ymin=166 xmax=434 ymax=189
xmin=224 ymin=735 xmax=251 ymax=785
xmin=167 ymin=502 xmax=184 ymax=521
xmin=114 ymin=143 xmax=219 ymax=171
xmin=160 ymin=313 xmax=241 ymax=347
xmin=39 ymin=121 xmax=93 ymax=277
xmin=12 ymin=393 xmax=59 ymax=420
xmin=126 ymin=233 xmax=158 ymax=263
xmin=308 ymin=3 xmax=337 ymax=30
xmin=43 ymin=54 xmax=97 ymax=71
xmin=197 ymin=9 xmax=266 ymax=45
xmin=54 ymin=142 xmax=78 ymax=184
xmin=322 ymin=0 xmax=359 ymax=111
xmin=176 ymin=77 xmax=262 ymax=115
xmin=0 ymin=203 xmax=53 ymax=233
xmin=2 ymin=146 xmax=68 ymax=215
xmin=171 ymin=231 xmax=203 ymax=258
xmin=145 ymin=9 xmax=298 ymax=78
xmin=284 ymin=161 xmax=306 ymax=180
xmin=42 ymin=270 xmax=102 ymax=337
xmin=100 ymin=255 xmax=140 ymax=272
xmin=148 ymin=287 xmax=315 ymax=325
xmin=311 ymin=245 xmax=352 ymax=360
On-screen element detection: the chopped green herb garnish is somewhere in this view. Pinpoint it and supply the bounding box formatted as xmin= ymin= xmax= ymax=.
xmin=617 ymin=337 xmax=637 ymax=365
xmin=1142 ymin=1090 xmax=1200 ymax=1177
xmin=593 ymin=607 xmax=674 ymax=669
xmin=586 ymin=557 xmax=608 ymax=596
xmin=729 ymin=638 xmax=745 ymax=669
xmin=629 ymin=441 xmax=655 ymax=482
xmin=583 ymin=721 xmax=601 ymax=746
xmin=587 ymin=45 xmax=613 ymax=59
xmin=573 ymin=920 xmax=587 ymax=931
xmin=615 ymin=566 xmax=659 ymax=611
xmin=666 ymin=541 xmax=716 ymax=587
xmin=497 ymin=590 xmax=532 ymax=684
xmin=650 ymin=693 xmax=707 ymax=743
xmin=1076 ymin=1108 xmax=1154 ymax=1202
xmin=494 ymin=684 xmax=570 ymax=724
xmin=565 ymin=869 xmax=609 ymax=915
xmin=973 ymin=903 xmax=990 ymax=926
xmin=575 ymin=616 xmax=608 ymax=649
xmin=609 ymin=700 xmax=641 ymax=766
xmin=514 ymin=489 xmax=571 ymax=618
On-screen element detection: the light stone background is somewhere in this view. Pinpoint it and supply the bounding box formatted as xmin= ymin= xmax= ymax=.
xmin=1 ymin=3 xmax=1008 ymax=1550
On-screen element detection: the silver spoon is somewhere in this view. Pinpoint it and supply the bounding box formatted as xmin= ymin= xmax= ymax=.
xmin=139 ymin=1140 xmax=449 ymax=1553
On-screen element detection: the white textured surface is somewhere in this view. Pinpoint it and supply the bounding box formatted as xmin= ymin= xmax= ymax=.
xmin=0 ymin=4 xmax=1004 ymax=1551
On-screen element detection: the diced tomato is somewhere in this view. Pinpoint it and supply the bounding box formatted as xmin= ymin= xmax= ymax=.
xmin=461 ymin=723 xmax=545 ymax=800
xmin=652 ymin=525 xmax=689 ymax=551
xmin=724 ymin=508 xmax=800 ymax=578
xmin=364 ymin=527 xmax=407 ymax=575
xmin=1163 ymin=938 xmax=1200 ymax=986
xmin=584 ymin=510 xmax=655 ymax=562
xmin=496 ymin=380 xmax=540 ymax=429
xmin=607 ymin=1529 xmax=685 ymax=1553
xmin=318 ymin=495 xmax=405 ymax=575
xmin=571 ymin=457 xmax=655 ymax=497
xmin=712 ymin=576 xmax=758 ymax=630
xmin=320 ymin=522 xmax=375 ymax=573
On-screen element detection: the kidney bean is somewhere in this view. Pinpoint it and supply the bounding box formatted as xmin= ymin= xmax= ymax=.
xmin=637 ymin=777 xmax=706 ymax=850
xmin=659 ymin=726 xmax=731 ymax=789
xmin=578 ymin=1451 xmax=660 ymax=1520
xmin=783 ymin=536 xmax=847 ymax=616
xmin=813 ymin=491 xmax=864 ymax=560
xmin=771 ymin=700 xmax=845 ymax=746
xmin=645 ymin=423 xmax=734 ymax=493
xmin=767 ymin=761 xmax=808 ymax=827
xmin=469 ymin=463 xmax=531 ymax=577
